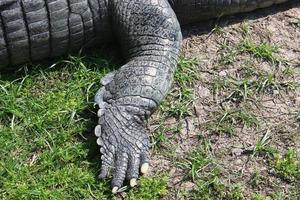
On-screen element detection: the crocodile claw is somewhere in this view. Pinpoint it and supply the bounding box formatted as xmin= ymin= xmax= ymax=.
xmin=95 ymin=105 xmax=150 ymax=190
xmin=94 ymin=80 xmax=150 ymax=191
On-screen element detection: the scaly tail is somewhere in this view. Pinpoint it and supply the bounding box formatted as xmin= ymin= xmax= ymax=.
xmin=170 ymin=0 xmax=291 ymax=24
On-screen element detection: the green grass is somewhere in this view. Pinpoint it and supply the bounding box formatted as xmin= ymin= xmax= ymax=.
xmin=273 ymin=149 xmax=300 ymax=182
xmin=291 ymin=19 xmax=300 ymax=28
xmin=211 ymin=25 xmax=225 ymax=35
xmin=238 ymin=22 xmax=282 ymax=65
xmin=249 ymin=142 xmax=299 ymax=184
xmin=0 ymin=51 xmax=169 ymax=199
xmin=250 ymin=130 xmax=280 ymax=158
xmin=206 ymin=105 xmax=260 ymax=135
xmin=0 ymin=52 xmax=111 ymax=199
xmin=177 ymin=144 xmax=244 ymax=200
xmin=127 ymin=175 xmax=168 ymax=200
xmin=151 ymin=122 xmax=180 ymax=152
xmin=212 ymin=67 xmax=298 ymax=104
xmin=250 ymin=170 xmax=266 ymax=188
xmin=159 ymin=57 xmax=200 ymax=119
xmin=151 ymin=57 xmax=200 ymax=157
xmin=216 ymin=22 xmax=284 ymax=67
xmin=176 ymin=146 xmax=213 ymax=182
xmin=239 ymin=38 xmax=281 ymax=64
xmin=214 ymin=26 xmax=298 ymax=103
xmin=251 ymin=193 xmax=266 ymax=200
xmin=218 ymin=39 xmax=238 ymax=66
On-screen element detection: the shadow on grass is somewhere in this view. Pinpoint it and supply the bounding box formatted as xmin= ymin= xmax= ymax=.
xmin=181 ymin=0 xmax=300 ymax=38
xmin=0 ymin=45 xmax=122 ymax=82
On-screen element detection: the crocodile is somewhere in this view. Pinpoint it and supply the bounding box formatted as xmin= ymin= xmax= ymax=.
xmin=0 ymin=0 xmax=292 ymax=193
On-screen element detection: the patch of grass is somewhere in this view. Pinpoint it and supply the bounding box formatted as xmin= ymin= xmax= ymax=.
xmin=175 ymin=57 xmax=200 ymax=88
xmin=151 ymin=122 xmax=179 ymax=152
xmin=291 ymin=19 xmax=300 ymax=28
xmin=251 ymin=193 xmax=265 ymax=200
xmin=238 ymin=21 xmax=282 ymax=64
xmin=206 ymin=106 xmax=260 ymax=135
xmin=272 ymin=149 xmax=300 ymax=182
xmin=282 ymin=66 xmax=296 ymax=77
xmin=212 ymin=25 xmax=225 ymax=35
xmin=240 ymin=21 xmax=250 ymax=36
xmin=177 ymin=147 xmax=213 ymax=181
xmin=218 ymin=39 xmax=238 ymax=66
xmin=0 ymin=51 xmax=118 ymax=199
xmin=249 ymin=134 xmax=300 ymax=184
xmin=159 ymin=88 xmax=193 ymax=119
xmin=152 ymin=125 xmax=170 ymax=149
xmin=251 ymin=130 xmax=277 ymax=157
xmin=160 ymin=57 xmax=200 ymax=119
xmin=217 ymin=22 xmax=284 ymax=67
xmin=177 ymin=145 xmax=244 ymax=200
xmin=250 ymin=170 xmax=266 ymax=188
xmin=212 ymin=68 xmax=298 ymax=104
xmin=192 ymin=179 xmax=243 ymax=200
xmin=126 ymin=175 xmax=168 ymax=200
xmin=239 ymin=38 xmax=281 ymax=64
xmin=152 ymin=58 xmax=200 ymax=157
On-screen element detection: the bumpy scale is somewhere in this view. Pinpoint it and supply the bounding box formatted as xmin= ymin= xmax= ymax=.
xmin=94 ymin=0 xmax=182 ymax=192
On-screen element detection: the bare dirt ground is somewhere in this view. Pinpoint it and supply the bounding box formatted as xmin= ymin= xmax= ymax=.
xmin=148 ymin=2 xmax=300 ymax=199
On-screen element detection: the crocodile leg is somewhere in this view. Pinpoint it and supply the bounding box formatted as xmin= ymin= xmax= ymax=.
xmin=94 ymin=0 xmax=182 ymax=193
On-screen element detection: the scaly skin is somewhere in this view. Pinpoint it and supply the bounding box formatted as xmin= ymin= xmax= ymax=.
xmin=0 ymin=0 xmax=292 ymax=193
xmin=170 ymin=0 xmax=290 ymax=24
xmin=94 ymin=0 xmax=182 ymax=192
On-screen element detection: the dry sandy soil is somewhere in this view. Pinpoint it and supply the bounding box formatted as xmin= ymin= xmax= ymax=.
xmin=147 ymin=1 xmax=299 ymax=199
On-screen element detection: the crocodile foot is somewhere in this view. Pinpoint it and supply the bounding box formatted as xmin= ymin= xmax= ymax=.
xmin=94 ymin=72 xmax=151 ymax=193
